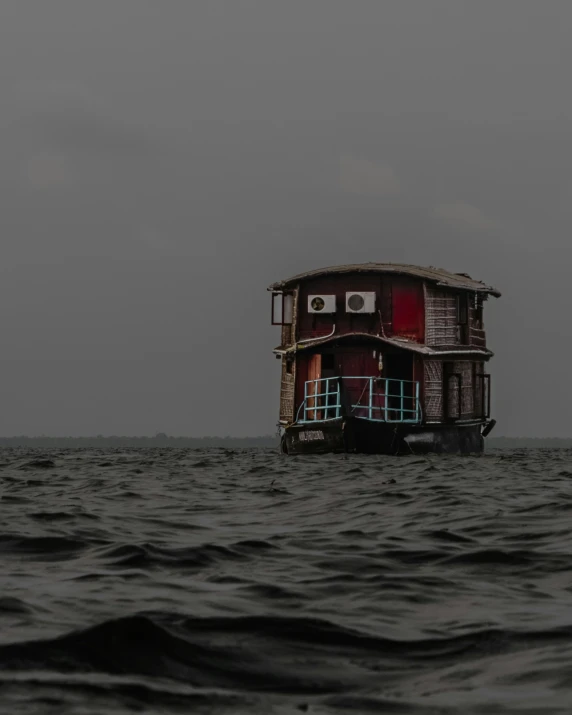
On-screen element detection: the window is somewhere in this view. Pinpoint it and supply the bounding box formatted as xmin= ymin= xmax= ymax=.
xmin=271 ymin=292 xmax=293 ymax=325
xmin=456 ymin=294 xmax=468 ymax=325
xmin=474 ymin=295 xmax=484 ymax=330
xmin=456 ymin=293 xmax=469 ymax=344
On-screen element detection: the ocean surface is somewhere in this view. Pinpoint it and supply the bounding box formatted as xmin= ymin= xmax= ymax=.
xmin=1 ymin=447 xmax=571 ymax=714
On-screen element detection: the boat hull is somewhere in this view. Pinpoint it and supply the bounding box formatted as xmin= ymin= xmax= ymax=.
xmin=281 ymin=417 xmax=489 ymax=455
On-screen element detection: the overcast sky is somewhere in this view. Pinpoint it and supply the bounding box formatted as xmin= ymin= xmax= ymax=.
xmin=0 ymin=1 xmax=569 ymax=437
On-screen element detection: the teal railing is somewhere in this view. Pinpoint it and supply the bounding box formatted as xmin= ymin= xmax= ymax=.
xmin=299 ymin=376 xmax=421 ymax=424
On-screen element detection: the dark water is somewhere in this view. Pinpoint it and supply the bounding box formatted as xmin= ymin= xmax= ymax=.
xmin=1 ymin=448 xmax=571 ymax=713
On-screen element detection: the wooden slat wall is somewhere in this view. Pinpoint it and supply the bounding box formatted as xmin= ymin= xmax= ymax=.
xmin=473 ymin=360 xmax=486 ymax=418
xmin=445 ymin=360 xmax=479 ymax=419
xmin=280 ymin=288 xmax=299 ymax=348
xmin=424 ymin=360 xmax=444 ymax=421
xmin=425 ymin=286 xmax=488 ymax=348
xmin=281 ymin=323 xmax=293 ymax=347
xmin=426 ymin=359 xmax=486 ymax=422
xmin=456 ymin=360 xmax=475 ymax=418
xmin=424 ymin=286 xmax=458 ymax=346
xmin=279 ymin=357 xmax=296 ymax=423
xmin=468 ymin=294 xmax=487 ymax=348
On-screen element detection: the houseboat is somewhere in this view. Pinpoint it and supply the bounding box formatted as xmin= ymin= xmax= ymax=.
xmin=269 ymin=263 xmax=500 ymax=455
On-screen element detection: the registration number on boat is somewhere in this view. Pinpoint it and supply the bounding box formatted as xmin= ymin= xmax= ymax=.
xmin=298 ymin=430 xmax=324 ymax=442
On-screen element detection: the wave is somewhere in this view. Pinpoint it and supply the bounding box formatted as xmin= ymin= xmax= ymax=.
xmin=2 ymin=612 xmax=572 ymax=694
xmin=1 ymin=447 xmax=572 ymax=711
xmin=17 ymin=458 xmax=57 ymax=470
xmin=94 ymin=542 xmax=249 ymax=569
xmin=0 ymin=533 xmax=89 ymax=559
xmin=0 ymin=672 xmax=255 ymax=713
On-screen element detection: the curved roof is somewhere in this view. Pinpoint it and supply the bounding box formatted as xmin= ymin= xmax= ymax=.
xmin=268 ymin=262 xmax=500 ymax=297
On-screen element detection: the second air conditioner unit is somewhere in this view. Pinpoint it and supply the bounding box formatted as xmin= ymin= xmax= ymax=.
xmin=346 ymin=291 xmax=376 ymax=313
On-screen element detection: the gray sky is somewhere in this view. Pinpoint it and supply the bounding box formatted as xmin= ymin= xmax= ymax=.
xmin=0 ymin=0 xmax=568 ymax=437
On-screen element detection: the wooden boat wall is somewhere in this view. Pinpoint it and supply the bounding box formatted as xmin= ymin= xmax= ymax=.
xmin=268 ymin=263 xmax=500 ymax=455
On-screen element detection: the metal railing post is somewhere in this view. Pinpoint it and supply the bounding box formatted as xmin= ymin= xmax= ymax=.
xmin=368 ymin=377 xmax=373 ymax=420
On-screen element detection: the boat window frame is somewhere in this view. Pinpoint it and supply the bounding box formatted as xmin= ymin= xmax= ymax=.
xmin=271 ymin=292 xmax=294 ymax=325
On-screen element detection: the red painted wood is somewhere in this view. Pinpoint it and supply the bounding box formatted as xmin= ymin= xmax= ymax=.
xmin=296 ymin=274 xmax=425 ymax=342
xmin=336 ymin=348 xmax=381 ymax=417
xmin=294 ymin=354 xmax=309 ymax=418
xmin=306 ymin=354 xmax=322 ymax=420
xmin=391 ymin=280 xmax=424 ymax=341
xmin=297 ymin=275 xmax=382 ymax=340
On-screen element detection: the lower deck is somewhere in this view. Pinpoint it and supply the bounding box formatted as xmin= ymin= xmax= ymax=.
xmin=281 ymin=416 xmax=491 ymax=456
xmin=282 ymin=349 xmax=491 ymax=421
xmin=278 ymin=342 xmax=493 ymax=455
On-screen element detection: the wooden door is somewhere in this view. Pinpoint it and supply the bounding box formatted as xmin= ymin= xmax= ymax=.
xmin=306 ymin=353 xmax=321 ymax=420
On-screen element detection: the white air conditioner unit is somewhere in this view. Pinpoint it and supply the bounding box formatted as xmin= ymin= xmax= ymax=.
xmin=308 ymin=294 xmax=336 ymax=313
xmin=346 ymin=291 xmax=376 ymax=313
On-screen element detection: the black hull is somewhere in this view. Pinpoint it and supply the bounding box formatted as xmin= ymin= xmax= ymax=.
xmin=282 ymin=417 xmax=490 ymax=456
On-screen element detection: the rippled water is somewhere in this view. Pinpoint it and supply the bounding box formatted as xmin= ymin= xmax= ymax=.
xmin=1 ymin=447 xmax=572 ymax=713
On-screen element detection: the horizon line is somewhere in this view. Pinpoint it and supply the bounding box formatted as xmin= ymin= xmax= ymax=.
xmin=0 ymin=435 xmax=568 ymax=442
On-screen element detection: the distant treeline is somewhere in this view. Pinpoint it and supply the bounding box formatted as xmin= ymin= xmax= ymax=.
xmin=0 ymin=435 xmax=570 ymax=449
xmin=0 ymin=434 xmax=279 ymax=449
xmin=487 ymin=437 xmax=572 ymax=449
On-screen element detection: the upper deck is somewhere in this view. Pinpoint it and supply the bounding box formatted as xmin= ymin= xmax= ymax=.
xmin=269 ymin=263 xmax=499 ymax=355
